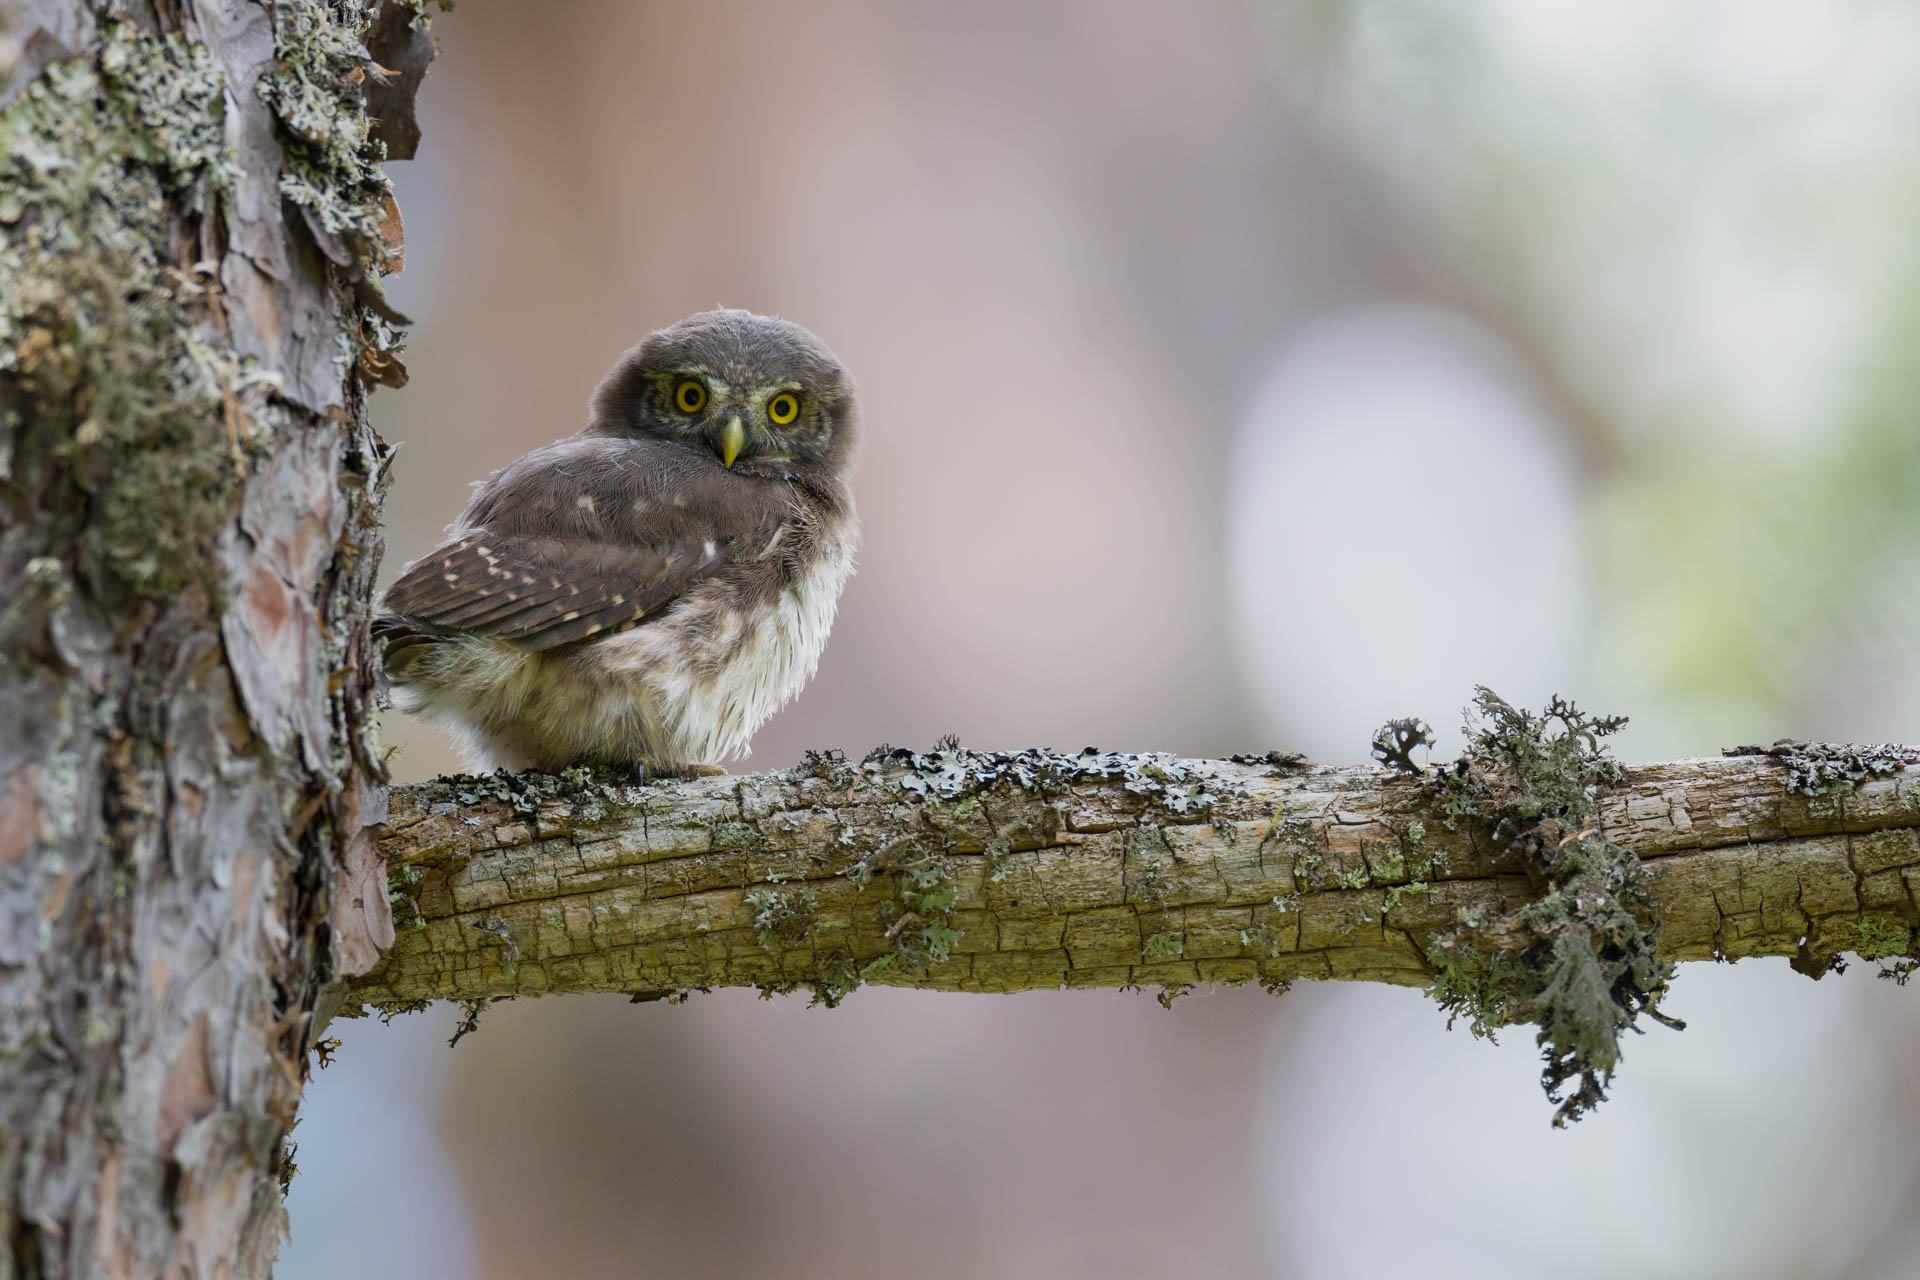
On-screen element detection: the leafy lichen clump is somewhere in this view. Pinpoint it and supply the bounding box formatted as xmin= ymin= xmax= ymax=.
xmin=1142 ymin=931 xmax=1183 ymax=961
xmin=438 ymin=764 xmax=635 ymax=818
xmin=1850 ymin=916 xmax=1913 ymax=962
xmin=391 ymin=0 xmax=456 ymax=27
xmin=745 ymin=886 xmax=817 ymax=949
xmin=260 ymin=0 xmax=416 ymax=379
xmin=1401 ymin=687 xmax=1682 ymax=1126
xmin=260 ymin=3 xmax=397 ymax=272
xmin=1 ymin=1 xmax=420 ymax=612
xmin=860 ymin=848 xmax=961 ymax=980
xmin=387 ymin=862 xmax=426 ymax=932
xmin=1722 ymin=740 xmax=1919 ymax=797
xmin=1370 ymin=718 xmax=1435 ymax=775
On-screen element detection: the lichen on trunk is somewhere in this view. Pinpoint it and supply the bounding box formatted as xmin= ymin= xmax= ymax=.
xmin=0 ymin=2 xmax=431 ymax=1274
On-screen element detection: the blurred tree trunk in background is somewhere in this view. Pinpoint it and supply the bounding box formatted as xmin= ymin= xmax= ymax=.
xmin=0 ymin=2 xmax=425 ymax=1273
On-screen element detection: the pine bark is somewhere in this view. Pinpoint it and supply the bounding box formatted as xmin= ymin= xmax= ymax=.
xmin=352 ymin=752 xmax=1920 ymax=1007
xmin=0 ymin=2 xmax=423 ymax=1274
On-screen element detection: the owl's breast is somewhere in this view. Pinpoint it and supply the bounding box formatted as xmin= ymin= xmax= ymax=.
xmin=593 ymin=515 xmax=856 ymax=764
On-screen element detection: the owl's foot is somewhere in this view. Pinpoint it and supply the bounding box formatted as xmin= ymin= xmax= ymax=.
xmin=631 ymin=760 xmax=729 ymax=783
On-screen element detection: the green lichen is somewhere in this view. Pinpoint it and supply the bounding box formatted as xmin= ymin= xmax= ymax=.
xmin=1374 ymin=846 xmax=1407 ymax=881
xmin=373 ymin=998 xmax=430 ymax=1023
xmin=1267 ymin=811 xmax=1318 ymax=868
xmin=1126 ymin=828 xmax=1173 ymax=905
xmin=1722 ymin=740 xmax=1919 ymax=797
xmin=1240 ymin=925 xmax=1282 ymax=958
xmin=386 ymin=862 xmax=426 ymax=932
xmin=0 ymin=23 xmax=249 ymax=602
xmin=1427 ymin=943 xmax=1535 ymax=1040
xmin=440 ymin=764 xmax=634 ymax=816
xmin=259 ymin=3 xmax=394 ymax=271
xmin=744 ymin=886 xmax=817 ymax=949
xmin=1371 ymin=717 xmax=1435 ymax=774
xmin=391 ymin=0 xmax=455 ymax=25
xmin=834 ymin=833 xmax=966 ymax=986
xmin=1405 ymin=687 xmax=1681 ymax=1127
xmin=1876 ymin=958 xmax=1920 ymax=986
xmin=788 ymin=956 xmax=858 ymax=1008
xmin=984 ymin=835 xmax=1014 ymax=882
xmin=885 ymin=738 xmax=1220 ymax=815
xmin=1381 ymin=881 xmax=1430 ymax=914
xmin=1143 ymin=931 xmax=1183 ymax=961
xmin=710 ymin=821 xmax=761 ymax=851
xmin=1 ymin=1 xmax=413 ymax=622
xmin=1849 ymin=916 xmax=1912 ymax=962
xmin=447 ymin=997 xmax=491 ymax=1046
xmin=256 ymin=0 xmax=412 ymax=378
xmin=893 ymin=853 xmax=962 ymax=964
xmin=800 ymin=746 xmax=855 ymax=787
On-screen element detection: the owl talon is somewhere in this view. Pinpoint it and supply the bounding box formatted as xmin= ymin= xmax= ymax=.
xmin=631 ymin=761 xmax=727 ymax=782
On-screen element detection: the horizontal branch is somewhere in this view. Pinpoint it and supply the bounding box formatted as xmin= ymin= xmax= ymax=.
xmin=346 ymin=749 xmax=1920 ymax=1009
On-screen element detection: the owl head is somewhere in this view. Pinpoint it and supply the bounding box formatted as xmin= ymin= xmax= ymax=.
xmin=586 ymin=309 xmax=860 ymax=482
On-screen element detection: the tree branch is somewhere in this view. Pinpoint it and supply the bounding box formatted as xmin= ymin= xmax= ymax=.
xmin=349 ymin=749 xmax=1920 ymax=1009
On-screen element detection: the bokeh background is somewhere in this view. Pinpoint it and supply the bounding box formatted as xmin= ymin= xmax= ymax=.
xmin=284 ymin=3 xmax=1920 ymax=1276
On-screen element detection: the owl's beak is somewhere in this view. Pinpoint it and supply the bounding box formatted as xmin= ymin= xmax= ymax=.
xmin=715 ymin=416 xmax=747 ymax=469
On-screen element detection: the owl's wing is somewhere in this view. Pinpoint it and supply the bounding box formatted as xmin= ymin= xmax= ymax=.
xmin=378 ymin=529 xmax=734 ymax=654
xmin=378 ymin=435 xmax=766 ymax=657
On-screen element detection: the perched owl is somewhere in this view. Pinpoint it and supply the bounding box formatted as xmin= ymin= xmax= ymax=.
xmin=376 ymin=309 xmax=860 ymax=775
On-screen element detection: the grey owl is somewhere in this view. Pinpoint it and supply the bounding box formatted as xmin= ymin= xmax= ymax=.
xmin=376 ymin=309 xmax=860 ymax=775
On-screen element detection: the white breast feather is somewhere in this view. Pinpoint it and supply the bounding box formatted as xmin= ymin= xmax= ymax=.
xmin=396 ymin=524 xmax=855 ymax=773
xmin=597 ymin=527 xmax=855 ymax=766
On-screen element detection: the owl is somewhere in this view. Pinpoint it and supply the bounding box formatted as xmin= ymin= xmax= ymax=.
xmin=376 ymin=309 xmax=860 ymax=775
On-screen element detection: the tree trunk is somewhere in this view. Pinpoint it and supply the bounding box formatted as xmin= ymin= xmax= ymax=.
xmin=0 ymin=2 xmax=425 ymax=1274
xmin=355 ymin=749 xmax=1920 ymax=1007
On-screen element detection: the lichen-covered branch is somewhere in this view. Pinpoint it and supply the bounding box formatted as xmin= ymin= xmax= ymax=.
xmin=356 ymin=744 xmax=1920 ymax=1014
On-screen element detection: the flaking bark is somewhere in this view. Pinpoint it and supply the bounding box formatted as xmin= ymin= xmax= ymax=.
xmin=352 ymin=752 xmax=1920 ymax=1007
xmin=0 ymin=3 xmax=428 ymax=1275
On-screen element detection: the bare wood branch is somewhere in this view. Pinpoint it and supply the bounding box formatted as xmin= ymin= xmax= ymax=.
xmin=350 ymin=753 xmax=1920 ymax=1007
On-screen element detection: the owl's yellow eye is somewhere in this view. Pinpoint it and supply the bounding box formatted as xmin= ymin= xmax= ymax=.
xmin=767 ymin=392 xmax=800 ymax=426
xmin=674 ymin=380 xmax=707 ymax=413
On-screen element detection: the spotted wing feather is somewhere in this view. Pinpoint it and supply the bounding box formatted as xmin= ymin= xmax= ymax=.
xmin=378 ymin=434 xmax=767 ymax=660
xmin=379 ymin=532 xmax=728 ymax=653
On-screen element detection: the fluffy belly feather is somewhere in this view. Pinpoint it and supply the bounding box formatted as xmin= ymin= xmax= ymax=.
xmin=393 ymin=538 xmax=853 ymax=772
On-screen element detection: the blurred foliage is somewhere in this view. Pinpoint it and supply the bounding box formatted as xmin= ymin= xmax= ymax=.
xmin=1268 ymin=0 xmax=1920 ymax=744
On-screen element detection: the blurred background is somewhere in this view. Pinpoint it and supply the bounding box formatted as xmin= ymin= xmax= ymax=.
xmin=284 ymin=2 xmax=1920 ymax=1276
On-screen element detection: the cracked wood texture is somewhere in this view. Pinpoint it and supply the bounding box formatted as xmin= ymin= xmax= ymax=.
xmin=351 ymin=754 xmax=1920 ymax=1006
xmin=0 ymin=4 xmax=426 ymax=1276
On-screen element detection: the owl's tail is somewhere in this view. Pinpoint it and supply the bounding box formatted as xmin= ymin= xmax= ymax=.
xmin=371 ymin=613 xmax=450 ymax=681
